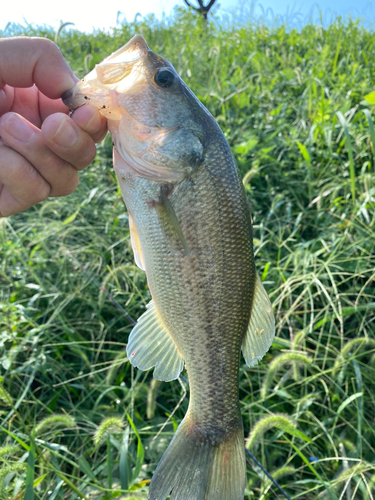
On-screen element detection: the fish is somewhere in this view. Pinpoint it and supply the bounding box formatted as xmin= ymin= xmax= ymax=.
xmin=62 ymin=35 xmax=275 ymax=500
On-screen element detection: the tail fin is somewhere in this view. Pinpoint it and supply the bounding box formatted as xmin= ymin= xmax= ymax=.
xmin=148 ymin=418 xmax=246 ymax=500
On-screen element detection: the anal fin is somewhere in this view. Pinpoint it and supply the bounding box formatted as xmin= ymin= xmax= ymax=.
xmin=126 ymin=301 xmax=184 ymax=381
xmin=242 ymin=273 xmax=275 ymax=366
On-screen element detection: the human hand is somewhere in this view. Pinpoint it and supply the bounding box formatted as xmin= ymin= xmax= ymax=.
xmin=0 ymin=37 xmax=107 ymax=217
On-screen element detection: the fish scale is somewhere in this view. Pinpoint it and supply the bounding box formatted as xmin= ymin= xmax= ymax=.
xmin=63 ymin=34 xmax=275 ymax=500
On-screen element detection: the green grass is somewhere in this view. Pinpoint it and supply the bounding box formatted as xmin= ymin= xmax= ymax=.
xmin=1 ymin=8 xmax=375 ymax=500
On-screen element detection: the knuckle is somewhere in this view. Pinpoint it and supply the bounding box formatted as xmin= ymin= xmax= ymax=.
xmin=18 ymin=157 xmax=51 ymax=202
xmin=61 ymin=173 xmax=79 ymax=196
xmin=48 ymin=157 xmax=79 ymax=196
xmin=36 ymin=37 xmax=58 ymax=55
xmin=75 ymin=142 xmax=97 ymax=170
xmin=35 ymin=38 xmax=66 ymax=73
xmin=30 ymin=184 xmax=50 ymax=204
xmin=32 ymin=177 xmax=51 ymax=202
xmin=37 ymin=184 xmax=51 ymax=202
xmin=85 ymin=146 xmax=97 ymax=165
xmin=92 ymin=127 xmax=108 ymax=144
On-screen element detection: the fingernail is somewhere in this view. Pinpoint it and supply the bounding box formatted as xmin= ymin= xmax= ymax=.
xmin=53 ymin=116 xmax=78 ymax=147
xmin=73 ymin=105 xmax=102 ymax=133
xmin=5 ymin=114 xmax=34 ymax=142
xmin=85 ymin=109 xmax=102 ymax=133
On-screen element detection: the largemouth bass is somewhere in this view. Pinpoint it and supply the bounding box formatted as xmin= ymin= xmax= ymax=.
xmin=63 ymin=35 xmax=275 ymax=500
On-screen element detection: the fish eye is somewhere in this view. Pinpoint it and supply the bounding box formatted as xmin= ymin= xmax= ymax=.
xmin=154 ymin=68 xmax=176 ymax=89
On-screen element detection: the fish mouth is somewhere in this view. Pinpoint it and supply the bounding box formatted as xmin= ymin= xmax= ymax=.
xmin=62 ymin=35 xmax=150 ymax=110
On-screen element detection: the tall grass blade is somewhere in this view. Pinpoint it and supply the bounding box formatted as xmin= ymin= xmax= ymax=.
xmin=2 ymin=13 xmax=375 ymax=500
xmin=245 ymin=449 xmax=292 ymax=500
xmin=23 ymin=438 xmax=35 ymax=500
xmin=77 ymin=455 xmax=97 ymax=483
xmin=337 ymin=111 xmax=356 ymax=204
xmin=284 ymin=437 xmax=339 ymax=500
xmin=331 ymin=392 xmax=363 ymax=436
xmin=127 ymin=415 xmax=144 ymax=486
xmin=363 ymin=109 xmax=375 ymax=168
xmin=352 ymin=361 xmax=364 ymax=459
xmin=120 ymin=426 xmax=130 ymax=491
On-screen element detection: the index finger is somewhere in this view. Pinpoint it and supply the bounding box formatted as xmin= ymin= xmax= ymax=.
xmin=0 ymin=37 xmax=76 ymax=99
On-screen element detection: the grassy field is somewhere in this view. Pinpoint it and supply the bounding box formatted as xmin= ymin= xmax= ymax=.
xmin=1 ymin=9 xmax=375 ymax=500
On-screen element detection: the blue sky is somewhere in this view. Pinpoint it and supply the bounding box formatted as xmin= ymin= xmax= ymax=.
xmin=1 ymin=0 xmax=374 ymax=33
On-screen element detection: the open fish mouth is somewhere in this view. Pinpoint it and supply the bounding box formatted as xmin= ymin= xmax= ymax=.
xmin=62 ymin=35 xmax=150 ymax=111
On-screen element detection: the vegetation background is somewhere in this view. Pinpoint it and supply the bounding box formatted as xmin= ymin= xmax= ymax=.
xmin=0 ymin=6 xmax=375 ymax=500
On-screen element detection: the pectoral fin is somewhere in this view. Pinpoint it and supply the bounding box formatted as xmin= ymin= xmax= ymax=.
xmin=242 ymin=273 xmax=275 ymax=366
xmin=158 ymin=188 xmax=190 ymax=256
xmin=128 ymin=213 xmax=146 ymax=271
xmin=126 ymin=301 xmax=184 ymax=381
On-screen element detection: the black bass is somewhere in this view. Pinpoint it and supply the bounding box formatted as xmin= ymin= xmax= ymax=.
xmin=63 ymin=35 xmax=275 ymax=500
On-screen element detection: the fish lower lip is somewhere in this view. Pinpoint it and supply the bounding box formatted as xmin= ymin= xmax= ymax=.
xmin=68 ymin=104 xmax=85 ymax=117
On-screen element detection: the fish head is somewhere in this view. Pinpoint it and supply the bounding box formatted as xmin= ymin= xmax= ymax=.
xmin=63 ymin=35 xmax=209 ymax=183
